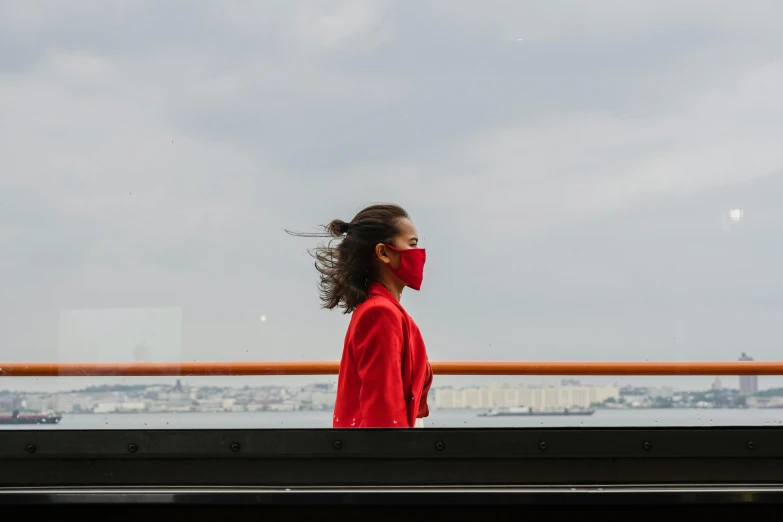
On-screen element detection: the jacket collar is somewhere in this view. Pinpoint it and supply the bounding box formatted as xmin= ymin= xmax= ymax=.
xmin=368 ymin=280 xmax=395 ymax=301
xmin=367 ymin=280 xmax=412 ymax=322
xmin=368 ymin=281 xmax=408 ymax=316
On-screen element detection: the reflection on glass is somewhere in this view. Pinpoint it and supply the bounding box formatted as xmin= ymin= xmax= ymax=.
xmin=58 ymin=307 xmax=182 ymax=363
xmin=2 ymin=2 xmax=783 ymax=430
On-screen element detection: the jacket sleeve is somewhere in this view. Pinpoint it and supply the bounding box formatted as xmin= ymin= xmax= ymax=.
xmin=352 ymin=304 xmax=409 ymax=428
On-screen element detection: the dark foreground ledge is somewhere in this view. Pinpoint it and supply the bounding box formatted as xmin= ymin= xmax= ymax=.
xmin=3 ymin=427 xmax=783 ymax=519
xmin=2 ymin=485 xmax=783 ymax=505
xmin=3 ymin=427 xmax=783 ymax=486
xmin=1 ymin=486 xmax=782 ymax=522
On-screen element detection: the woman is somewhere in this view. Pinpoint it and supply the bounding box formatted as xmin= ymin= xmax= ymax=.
xmin=291 ymin=204 xmax=432 ymax=428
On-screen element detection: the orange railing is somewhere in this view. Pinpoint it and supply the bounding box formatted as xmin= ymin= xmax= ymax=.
xmin=0 ymin=361 xmax=780 ymax=377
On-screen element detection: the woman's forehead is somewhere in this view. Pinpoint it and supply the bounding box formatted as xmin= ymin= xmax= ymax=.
xmin=397 ymin=218 xmax=418 ymax=236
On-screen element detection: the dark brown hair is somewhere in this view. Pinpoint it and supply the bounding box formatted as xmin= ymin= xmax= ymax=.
xmin=287 ymin=204 xmax=409 ymax=314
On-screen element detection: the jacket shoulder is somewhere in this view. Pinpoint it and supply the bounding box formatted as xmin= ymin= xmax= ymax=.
xmin=352 ymin=295 xmax=404 ymax=322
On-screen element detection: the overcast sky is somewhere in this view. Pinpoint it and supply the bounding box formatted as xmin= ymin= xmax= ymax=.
xmin=2 ymin=1 xmax=783 ymax=393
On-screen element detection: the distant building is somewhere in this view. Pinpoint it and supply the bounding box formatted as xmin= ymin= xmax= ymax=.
xmin=711 ymin=377 xmax=722 ymax=391
xmin=739 ymin=353 xmax=759 ymax=396
xmin=296 ymin=383 xmax=336 ymax=410
xmin=646 ymin=386 xmax=675 ymax=399
xmin=24 ymin=393 xmax=93 ymax=413
xmin=434 ymin=383 xmax=619 ymax=410
xmin=747 ymin=396 xmax=783 ymax=408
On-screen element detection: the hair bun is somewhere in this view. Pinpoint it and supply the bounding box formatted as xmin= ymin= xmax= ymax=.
xmin=327 ymin=219 xmax=351 ymax=237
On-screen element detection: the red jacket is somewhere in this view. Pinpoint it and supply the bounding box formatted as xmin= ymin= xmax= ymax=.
xmin=333 ymin=282 xmax=432 ymax=428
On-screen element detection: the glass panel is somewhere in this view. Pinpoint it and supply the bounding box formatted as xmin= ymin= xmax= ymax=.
xmin=2 ymin=1 xmax=782 ymax=429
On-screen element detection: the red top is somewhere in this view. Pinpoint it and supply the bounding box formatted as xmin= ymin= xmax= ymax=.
xmin=333 ymin=281 xmax=433 ymax=428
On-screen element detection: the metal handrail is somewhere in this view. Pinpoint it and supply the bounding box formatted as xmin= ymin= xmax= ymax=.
xmin=0 ymin=361 xmax=778 ymax=377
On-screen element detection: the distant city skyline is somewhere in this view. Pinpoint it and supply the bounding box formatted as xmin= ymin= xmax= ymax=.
xmin=4 ymin=377 xmax=779 ymax=418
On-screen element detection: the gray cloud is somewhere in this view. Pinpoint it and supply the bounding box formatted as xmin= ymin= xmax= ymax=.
xmin=2 ymin=1 xmax=783 ymax=392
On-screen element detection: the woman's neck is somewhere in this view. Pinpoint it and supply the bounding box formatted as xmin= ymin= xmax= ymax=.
xmin=373 ymin=275 xmax=404 ymax=302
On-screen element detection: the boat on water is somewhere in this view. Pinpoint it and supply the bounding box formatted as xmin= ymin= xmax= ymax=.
xmin=0 ymin=410 xmax=62 ymax=425
xmin=478 ymin=406 xmax=595 ymax=417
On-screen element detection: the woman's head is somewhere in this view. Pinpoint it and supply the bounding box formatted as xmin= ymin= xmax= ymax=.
xmin=289 ymin=203 xmax=421 ymax=313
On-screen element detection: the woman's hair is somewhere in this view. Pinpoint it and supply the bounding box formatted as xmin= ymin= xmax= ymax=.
xmin=287 ymin=204 xmax=409 ymax=314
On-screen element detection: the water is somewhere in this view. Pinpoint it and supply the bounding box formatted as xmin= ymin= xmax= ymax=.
xmin=4 ymin=408 xmax=783 ymax=430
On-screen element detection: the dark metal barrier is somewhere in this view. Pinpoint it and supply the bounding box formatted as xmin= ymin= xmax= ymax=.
xmin=2 ymin=428 xmax=783 ymax=519
xmin=1 ymin=428 xmax=782 ymax=486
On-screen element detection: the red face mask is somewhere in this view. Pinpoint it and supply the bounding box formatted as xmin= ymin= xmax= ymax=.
xmin=385 ymin=245 xmax=426 ymax=291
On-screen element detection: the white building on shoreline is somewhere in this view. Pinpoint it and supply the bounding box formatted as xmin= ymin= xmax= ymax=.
xmin=434 ymin=381 xmax=619 ymax=410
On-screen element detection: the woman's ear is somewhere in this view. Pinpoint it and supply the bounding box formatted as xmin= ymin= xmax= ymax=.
xmin=375 ymin=243 xmax=392 ymax=265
